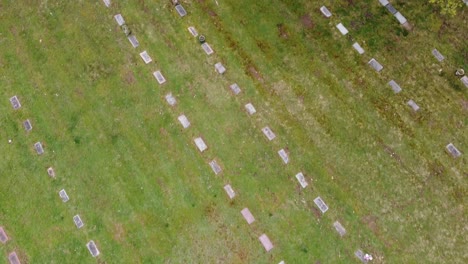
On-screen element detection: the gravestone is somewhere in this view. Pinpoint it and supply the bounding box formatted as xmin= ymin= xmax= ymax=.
xmin=8 ymin=252 xmax=20 ymax=264
xmin=278 ymin=149 xmax=289 ymax=164
xmin=295 ymin=172 xmax=308 ymax=188
xmin=279 ymin=262 xmax=285 ymax=264
xmin=432 ymin=49 xmax=445 ymax=62
xmin=379 ymin=0 xmax=389 ymax=6
xmin=320 ymin=6 xmax=332 ymax=18
xmin=224 ymin=184 xmax=235 ymax=199
xmin=47 ymin=167 xmax=55 ymax=178
xmin=394 ymin=12 xmax=407 ymax=24
xmin=261 ymin=126 xmax=276 ymax=141
xmin=153 ymin=71 xmax=166 ymax=84
xmin=165 ymin=93 xmax=176 ymax=106
xmin=139 ymin=51 xmax=152 ymax=64
xmin=175 ymin=5 xmax=187 ymax=17
xmin=23 ymin=119 xmax=32 ymax=131
xmin=0 ymin=227 xmax=8 ymax=244
xmin=386 ymin=4 xmax=397 ymax=14
xmin=194 ymin=137 xmax=208 ymax=152
xmin=314 ymin=196 xmax=328 ymax=213
xmin=368 ymin=58 xmax=383 ymax=72
xmin=354 ymin=249 xmax=367 ymax=263
xmin=34 ymin=142 xmax=44 ymax=155
xmin=59 ymin=189 xmax=69 ymax=203
xmin=407 ymin=99 xmax=420 ymax=111
xmin=209 ymin=159 xmax=222 ymax=175
xmin=73 ymin=215 xmax=84 ymax=229
xmin=114 ymin=14 xmax=125 ymax=26
xmin=215 ymin=62 xmax=226 ymax=74
xmin=177 ymin=115 xmax=190 ymax=129
xmin=352 ymin=42 xmax=365 ymax=54
xmin=461 ymin=76 xmax=468 ymax=88
xmin=201 ymin=43 xmax=214 ymax=55
xmin=388 ymin=80 xmax=402 ymax=93
xmin=241 ymin=208 xmax=255 ymax=224
xmin=9 ymin=96 xmax=21 ymax=110
xmin=229 ymin=83 xmax=241 ymax=95
xmin=446 ymin=143 xmax=461 ymax=158
xmin=245 ymin=103 xmax=256 ymax=115
xmin=333 ymin=221 xmax=346 ymax=237
xmin=86 ymin=240 xmax=100 ymax=257
xmin=259 ymin=234 xmax=274 ymax=252
xmin=127 ymin=35 xmax=139 ymax=48
xmin=188 ymin=27 xmax=198 ymax=37
xmin=336 ymin=23 xmax=349 ymax=35
xmin=102 ymin=0 xmax=111 ymax=7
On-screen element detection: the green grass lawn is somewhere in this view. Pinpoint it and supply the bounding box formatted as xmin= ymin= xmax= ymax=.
xmin=0 ymin=0 xmax=466 ymax=263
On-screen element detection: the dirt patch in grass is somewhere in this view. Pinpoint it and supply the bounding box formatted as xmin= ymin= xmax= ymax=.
xmin=113 ymin=223 xmax=126 ymax=242
xmin=247 ymin=65 xmax=264 ymax=83
xmin=300 ymin=15 xmax=314 ymax=29
xmin=362 ymin=215 xmax=379 ymax=235
xmin=124 ymin=71 xmax=136 ymax=84
xmin=311 ymin=206 xmax=322 ymax=219
xmin=277 ymin=23 xmax=289 ymax=39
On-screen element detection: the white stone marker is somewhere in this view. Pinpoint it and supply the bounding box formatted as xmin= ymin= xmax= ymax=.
xmin=259 ymin=234 xmax=274 ymax=252
xmin=188 ymin=27 xmax=198 ymax=37
xmin=295 ymin=172 xmax=308 ymax=188
xmin=153 ymin=71 xmax=166 ymax=84
xmin=432 ymin=49 xmax=445 ymax=62
xmin=245 ymin=103 xmax=256 ymax=115
xmin=175 ymin=4 xmax=187 ymax=17
xmin=261 ymin=126 xmax=276 ymax=141
xmin=320 ymin=6 xmax=332 ymax=18
xmin=446 ymin=143 xmax=462 ymax=158
xmin=394 ymin=12 xmax=407 ymax=24
xmin=209 ymin=159 xmax=222 ymax=175
xmin=9 ymin=96 xmax=21 ymax=110
xmin=368 ymin=58 xmax=383 ymax=72
xmin=47 ymin=167 xmax=55 ymax=178
xmin=139 ymin=51 xmax=152 ymax=64
xmin=352 ymin=42 xmax=365 ymax=54
xmin=215 ymin=62 xmax=226 ymax=74
xmin=229 ymin=83 xmax=241 ymax=95
xmin=333 ymin=221 xmax=346 ymax=237
xmin=278 ymin=149 xmax=289 ymax=164
xmin=314 ymin=196 xmax=329 ymax=213
xmin=73 ymin=215 xmax=84 ymax=229
xmin=127 ymin=35 xmax=139 ymax=48
xmin=8 ymin=252 xmax=20 ymax=264
xmin=102 ymin=0 xmax=111 ymax=7
xmin=165 ymin=93 xmax=176 ymax=106
xmin=388 ymin=80 xmax=402 ymax=93
xmin=23 ymin=119 xmax=32 ymax=131
xmin=278 ymin=261 xmax=285 ymax=264
xmin=241 ymin=208 xmax=255 ymax=224
xmin=336 ymin=23 xmax=349 ymax=35
xmin=461 ymin=76 xmax=468 ymax=88
xmin=59 ymin=189 xmax=69 ymax=203
xmin=407 ymin=99 xmax=420 ymax=111
xmin=201 ymin=43 xmax=214 ymax=55
xmin=223 ymin=184 xmax=235 ymax=199
xmin=379 ymin=0 xmax=389 ymax=6
xmin=86 ymin=240 xmax=100 ymax=257
xmin=0 ymin=227 xmax=9 ymax=244
xmin=177 ymin=115 xmax=190 ymax=129
xmin=114 ymin=14 xmax=125 ymax=26
xmin=194 ymin=137 xmax=208 ymax=152
xmin=34 ymin=142 xmax=44 ymax=155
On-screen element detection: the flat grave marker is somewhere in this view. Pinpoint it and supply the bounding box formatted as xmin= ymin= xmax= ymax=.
xmin=259 ymin=234 xmax=274 ymax=252
xmin=320 ymin=6 xmax=332 ymax=18
xmin=165 ymin=93 xmax=176 ymax=106
xmin=23 ymin=119 xmax=32 ymax=131
xmin=336 ymin=23 xmax=349 ymax=35
xmin=194 ymin=137 xmax=208 ymax=152
xmin=175 ymin=4 xmax=187 ymax=17
xmin=314 ymin=196 xmax=329 ymax=213
xmin=461 ymin=76 xmax=468 ymax=88
xmin=278 ymin=149 xmax=289 ymax=164
xmin=114 ymin=14 xmax=125 ymax=26
xmin=223 ymin=184 xmax=235 ymax=199
xmin=407 ymin=99 xmax=420 ymax=112
xmin=279 ymin=261 xmax=285 ymax=264
xmin=47 ymin=167 xmax=56 ymax=178
xmin=352 ymin=42 xmax=365 ymax=54
xmin=0 ymin=227 xmax=9 ymax=244
xmin=8 ymin=252 xmax=20 ymax=264
xmin=261 ymin=126 xmax=276 ymax=141
xmin=368 ymin=58 xmax=383 ymax=72
xmin=10 ymin=96 xmax=21 ymax=110
xmin=201 ymin=43 xmax=214 ymax=55
xmin=139 ymin=51 xmax=152 ymax=64
xmin=333 ymin=221 xmax=346 ymax=237
xmin=59 ymin=189 xmax=69 ymax=203
xmin=394 ymin=12 xmax=407 ymax=24
xmin=295 ymin=172 xmax=308 ymax=188
xmin=102 ymin=0 xmax=111 ymax=7
xmin=388 ymin=80 xmax=402 ymax=93
xmin=177 ymin=115 xmax=190 ymax=129
xmin=379 ymin=0 xmax=389 ymax=6
xmin=188 ymin=26 xmax=198 ymax=37
xmin=432 ymin=49 xmax=445 ymax=62
xmin=245 ymin=103 xmax=256 ymax=115
xmin=127 ymin=35 xmax=139 ymax=48
xmin=215 ymin=62 xmax=226 ymax=74
xmin=153 ymin=71 xmax=166 ymax=84
xmin=34 ymin=142 xmax=44 ymax=155
xmin=86 ymin=240 xmax=100 ymax=257
xmin=446 ymin=143 xmax=462 ymax=158
xmin=73 ymin=215 xmax=84 ymax=229
xmin=241 ymin=208 xmax=255 ymax=224
xmin=209 ymin=159 xmax=222 ymax=175
xmin=386 ymin=4 xmax=397 ymax=14
xmin=354 ymin=249 xmax=367 ymax=263
xmin=229 ymin=83 xmax=241 ymax=95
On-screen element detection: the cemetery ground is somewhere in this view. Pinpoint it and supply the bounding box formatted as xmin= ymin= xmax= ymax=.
xmin=0 ymin=0 xmax=466 ymax=263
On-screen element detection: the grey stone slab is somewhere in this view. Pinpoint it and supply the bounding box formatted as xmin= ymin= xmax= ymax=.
xmin=394 ymin=12 xmax=407 ymax=24
xmin=223 ymin=184 xmax=235 ymax=199
xmin=229 ymin=83 xmax=241 ymax=95
xmin=261 ymin=126 xmax=276 ymax=141
xmin=73 ymin=215 xmax=84 ymax=229
xmin=139 ymin=51 xmax=152 ymax=64
xmin=165 ymin=93 xmax=176 ymax=106
xmin=386 ymin=4 xmax=397 ymax=14
xmin=127 ymin=35 xmax=139 ymax=48
xmin=368 ymin=58 xmax=383 ymax=72
xmin=153 ymin=71 xmax=166 ymax=84
xmin=86 ymin=240 xmax=100 ymax=257
xmin=320 ymin=6 xmax=332 ymax=18
xmin=407 ymin=99 xmax=420 ymax=111
xmin=431 ymin=49 xmax=444 ymax=62
xmin=215 ymin=62 xmax=226 ymax=74
xmin=278 ymin=149 xmax=289 ymax=164
xmin=194 ymin=137 xmax=208 ymax=152
xmin=295 ymin=172 xmax=308 ymax=188
xmin=388 ymin=80 xmax=402 ymax=93
xmin=209 ymin=159 xmax=222 ymax=175
xmin=354 ymin=249 xmax=367 ymax=263
xmin=177 ymin=115 xmax=190 ymax=129
xmin=314 ymin=196 xmax=329 ymax=213
xmin=34 ymin=142 xmax=44 ymax=155
xmin=245 ymin=103 xmax=256 ymax=115
xmin=188 ymin=26 xmax=198 ymax=37
xmin=10 ymin=96 xmax=21 ymax=110
xmin=333 ymin=221 xmax=346 ymax=237
xmin=461 ymin=76 xmax=468 ymax=88
xmin=59 ymin=189 xmax=69 ymax=203
xmin=114 ymin=14 xmax=125 ymax=26
xmin=379 ymin=0 xmax=389 ymax=6
xmin=175 ymin=5 xmax=187 ymax=17
xmin=8 ymin=252 xmax=20 ymax=264
xmin=0 ymin=227 xmax=8 ymax=244
xmin=259 ymin=234 xmax=274 ymax=252
xmin=102 ymin=0 xmax=111 ymax=7
xmin=278 ymin=261 xmax=285 ymax=264
xmin=241 ymin=208 xmax=255 ymax=224
xmin=446 ymin=143 xmax=462 ymax=158
xmin=352 ymin=42 xmax=365 ymax=54
xmin=23 ymin=119 xmax=32 ymax=131
xmin=47 ymin=167 xmax=55 ymax=178
xmin=201 ymin=43 xmax=214 ymax=55
xmin=336 ymin=23 xmax=349 ymax=35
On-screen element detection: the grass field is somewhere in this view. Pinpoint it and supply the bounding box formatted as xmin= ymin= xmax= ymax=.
xmin=0 ymin=0 xmax=466 ymax=263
